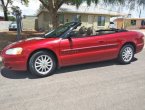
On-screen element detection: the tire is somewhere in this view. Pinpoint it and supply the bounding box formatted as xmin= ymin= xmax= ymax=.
xmin=29 ymin=51 xmax=57 ymax=77
xmin=118 ymin=44 xmax=135 ymax=64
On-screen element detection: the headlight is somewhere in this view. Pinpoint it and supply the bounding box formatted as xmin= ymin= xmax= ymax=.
xmin=5 ymin=47 xmax=23 ymax=55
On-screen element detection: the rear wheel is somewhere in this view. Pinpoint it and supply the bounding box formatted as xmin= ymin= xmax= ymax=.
xmin=118 ymin=44 xmax=135 ymax=64
xmin=29 ymin=51 xmax=57 ymax=77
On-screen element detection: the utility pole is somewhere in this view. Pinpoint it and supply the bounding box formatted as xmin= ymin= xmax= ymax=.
xmin=12 ymin=6 xmax=22 ymax=41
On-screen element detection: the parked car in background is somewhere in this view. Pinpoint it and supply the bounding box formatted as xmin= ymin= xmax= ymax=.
xmin=109 ymin=22 xmax=116 ymax=29
xmin=9 ymin=22 xmax=17 ymax=31
xmin=1 ymin=22 xmax=144 ymax=77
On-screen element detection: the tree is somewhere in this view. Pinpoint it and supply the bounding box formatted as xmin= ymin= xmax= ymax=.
xmin=0 ymin=0 xmax=13 ymax=21
xmin=0 ymin=0 xmax=28 ymax=21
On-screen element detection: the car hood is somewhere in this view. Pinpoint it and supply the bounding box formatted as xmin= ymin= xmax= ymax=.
xmin=3 ymin=37 xmax=59 ymax=50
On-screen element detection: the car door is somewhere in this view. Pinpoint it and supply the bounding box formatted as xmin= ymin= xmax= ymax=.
xmin=59 ymin=34 xmax=111 ymax=66
xmin=59 ymin=32 xmax=121 ymax=67
xmin=93 ymin=33 xmax=121 ymax=61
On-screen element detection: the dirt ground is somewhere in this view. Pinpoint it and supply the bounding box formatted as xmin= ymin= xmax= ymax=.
xmin=0 ymin=31 xmax=44 ymax=50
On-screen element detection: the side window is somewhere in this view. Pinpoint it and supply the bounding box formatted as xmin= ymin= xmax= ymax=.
xmin=69 ymin=26 xmax=94 ymax=38
xmin=131 ymin=20 xmax=136 ymax=26
xmin=69 ymin=25 xmax=87 ymax=38
xmin=98 ymin=16 xmax=105 ymax=26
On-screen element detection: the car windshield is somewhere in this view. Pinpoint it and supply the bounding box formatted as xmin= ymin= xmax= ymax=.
xmin=44 ymin=22 xmax=77 ymax=38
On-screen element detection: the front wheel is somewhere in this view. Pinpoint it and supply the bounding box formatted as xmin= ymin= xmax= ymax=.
xmin=29 ymin=51 xmax=57 ymax=77
xmin=118 ymin=44 xmax=135 ymax=64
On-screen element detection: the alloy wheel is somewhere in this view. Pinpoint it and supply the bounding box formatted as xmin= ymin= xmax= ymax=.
xmin=34 ymin=55 xmax=53 ymax=75
xmin=122 ymin=47 xmax=133 ymax=62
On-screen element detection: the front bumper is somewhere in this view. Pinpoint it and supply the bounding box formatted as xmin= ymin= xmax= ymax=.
xmin=1 ymin=55 xmax=27 ymax=71
xmin=9 ymin=28 xmax=17 ymax=31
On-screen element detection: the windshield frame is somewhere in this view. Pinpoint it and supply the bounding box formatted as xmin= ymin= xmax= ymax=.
xmin=44 ymin=22 xmax=80 ymax=38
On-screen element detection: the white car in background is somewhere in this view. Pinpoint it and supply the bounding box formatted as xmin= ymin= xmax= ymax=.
xmin=109 ymin=22 xmax=116 ymax=29
xmin=9 ymin=22 xmax=17 ymax=31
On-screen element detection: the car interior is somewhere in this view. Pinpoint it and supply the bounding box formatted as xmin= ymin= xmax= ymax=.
xmin=70 ymin=25 xmax=127 ymax=38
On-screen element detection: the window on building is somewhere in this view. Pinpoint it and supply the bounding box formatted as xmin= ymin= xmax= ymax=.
xmin=131 ymin=20 xmax=136 ymax=25
xmin=59 ymin=14 xmax=64 ymax=24
xmin=98 ymin=16 xmax=105 ymax=26
xmin=73 ymin=15 xmax=81 ymax=22
xmin=141 ymin=20 xmax=145 ymax=26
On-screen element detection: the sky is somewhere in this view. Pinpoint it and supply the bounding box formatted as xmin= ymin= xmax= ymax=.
xmin=0 ymin=0 xmax=40 ymax=16
xmin=0 ymin=0 xmax=145 ymax=18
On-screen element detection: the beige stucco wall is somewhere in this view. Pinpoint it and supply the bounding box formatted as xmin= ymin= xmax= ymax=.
xmin=124 ymin=19 xmax=142 ymax=30
xmin=38 ymin=12 xmax=53 ymax=31
xmin=38 ymin=13 xmax=44 ymax=31
xmin=22 ymin=16 xmax=37 ymax=31
xmin=38 ymin=12 xmax=111 ymax=31
xmin=115 ymin=19 xmax=145 ymax=30
xmin=114 ymin=20 xmax=123 ymax=29
xmin=63 ymin=13 xmax=110 ymax=30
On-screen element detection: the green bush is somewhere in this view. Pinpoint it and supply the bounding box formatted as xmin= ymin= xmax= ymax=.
xmin=8 ymin=16 xmax=16 ymax=21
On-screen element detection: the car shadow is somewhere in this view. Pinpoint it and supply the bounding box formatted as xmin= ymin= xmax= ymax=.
xmin=0 ymin=58 xmax=138 ymax=79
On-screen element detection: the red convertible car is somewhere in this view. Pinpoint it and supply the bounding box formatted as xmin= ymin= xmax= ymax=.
xmin=1 ymin=22 xmax=144 ymax=77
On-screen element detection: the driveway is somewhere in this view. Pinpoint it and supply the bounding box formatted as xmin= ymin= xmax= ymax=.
xmin=0 ymin=50 xmax=145 ymax=110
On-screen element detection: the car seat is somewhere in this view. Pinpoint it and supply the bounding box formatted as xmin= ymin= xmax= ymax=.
xmin=87 ymin=27 xmax=93 ymax=36
xmin=79 ymin=26 xmax=87 ymax=37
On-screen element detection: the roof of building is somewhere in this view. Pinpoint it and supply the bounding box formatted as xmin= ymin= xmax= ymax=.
xmin=125 ymin=18 xmax=145 ymax=20
xmin=37 ymin=3 xmax=126 ymax=17
xmin=114 ymin=18 xmax=145 ymax=22
xmin=23 ymin=15 xmax=37 ymax=17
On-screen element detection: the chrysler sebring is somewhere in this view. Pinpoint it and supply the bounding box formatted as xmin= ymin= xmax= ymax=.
xmin=1 ymin=22 xmax=144 ymax=77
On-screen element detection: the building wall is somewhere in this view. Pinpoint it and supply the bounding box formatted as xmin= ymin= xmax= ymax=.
xmin=114 ymin=20 xmax=123 ymax=29
xmin=38 ymin=12 xmax=111 ymax=31
xmin=22 ymin=16 xmax=37 ymax=31
xmin=38 ymin=12 xmax=44 ymax=31
xmin=0 ymin=21 xmax=12 ymax=31
xmin=38 ymin=12 xmax=54 ymax=31
xmin=64 ymin=13 xmax=110 ymax=30
xmin=115 ymin=18 xmax=145 ymax=30
xmin=124 ymin=19 xmax=142 ymax=30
